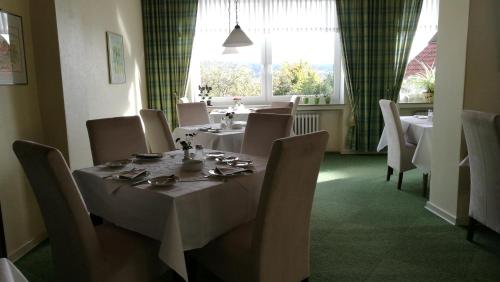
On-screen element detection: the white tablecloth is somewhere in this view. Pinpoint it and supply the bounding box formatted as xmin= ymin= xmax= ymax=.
xmin=73 ymin=150 xmax=266 ymax=281
xmin=0 ymin=258 xmax=28 ymax=282
xmin=377 ymin=116 xmax=433 ymax=173
xmin=209 ymin=109 xmax=251 ymax=123
xmin=173 ymin=123 xmax=245 ymax=153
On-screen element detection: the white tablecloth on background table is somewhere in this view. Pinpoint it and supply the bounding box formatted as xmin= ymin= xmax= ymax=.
xmin=377 ymin=116 xmax=433 ymax=173
xmin=0 ymin=258 xmax=28 ymax=282
xmin=73 ymin=150 xmax=267 ymax=281
xmin=173 ymin=123 xmax=245 ymax=153
xmin=209 ymin=109 xmax=252 ymax=123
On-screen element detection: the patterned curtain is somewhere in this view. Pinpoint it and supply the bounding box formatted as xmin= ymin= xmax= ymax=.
xmin=142 ymin=0 xmax=198 ymax=128
xmin=336 ymin=0 xmax=423 ymax=152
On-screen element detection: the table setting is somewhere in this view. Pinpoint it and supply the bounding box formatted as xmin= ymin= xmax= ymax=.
xmin=73 ymin=149 xmax=267 ymax=281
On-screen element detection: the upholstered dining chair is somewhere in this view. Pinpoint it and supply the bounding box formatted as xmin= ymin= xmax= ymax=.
xmin=461 ymin=110 xmax=500 ymax=241
xmin=191 ymin=131 xmax=329 ymax=282
xmin=179 ymin=96 xmax=190 ymax=104
xmin=12 ymin=140 xmax=165 ymax=282
xmin=241 ymin=113 xmax=293 ymax=157
xmin=140 ymin=109 xmax=176 ymax=153
xmin=270 ymin=95 xmax=300 ymax=116
xmin=255 ymin=107 xmax=292 ymax=115
xmin=176 ymin=102 xmax=211 ymax=127
xmin=86 ymin=116 xmax=148 ymax=165
xmin=379 ymin=100 xmax=421 ymax=191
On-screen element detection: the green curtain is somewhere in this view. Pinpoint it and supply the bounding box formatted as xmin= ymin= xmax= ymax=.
xmin=142 ymin=0 xmax=198 ymax=128
xmin=336 ymin=0 xmax=423 ymax=152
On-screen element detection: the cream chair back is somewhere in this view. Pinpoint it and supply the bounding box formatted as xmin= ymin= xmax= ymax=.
xmin=252 ymin=131 xmax=329 ymax=281
xmin=462 ymin=110 xmax=500 ymax=234
xmin=290 ymin=95 xmax=301 ymax=116
xmin=13 ymin=140 xmax=103 ymax=282
xmin=255 ymin=107 xmax=292 ymax=115
xmin=241 ymin=113 xmax=293 ymax=157
xmin=140 ymin=109 xmax=176 ymax=153
xmin=176 ymin=102 xmax=211 ymax=126
xmin=379 ymin=100 xmax=406 ymax=169
xmin=86 ymin=116 xmax=148 ymax=165
xmin=270 ymin=101 xmax=293 ymax=109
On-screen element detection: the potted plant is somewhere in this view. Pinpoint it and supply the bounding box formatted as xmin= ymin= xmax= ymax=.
xmin=410 ymin=62 xmax=435 ymax=103
xmin=323 ymin=94 xmax=331 ymax=104
xmin=198 ymin=84 xmax=213 ymax=106
xmin=314 ymin=93 xmax=321 ymax=105
xmin=303 ymin=96 xmax=310 ymax=104
xmin=175 ymin=132 xmax=196 ymax=160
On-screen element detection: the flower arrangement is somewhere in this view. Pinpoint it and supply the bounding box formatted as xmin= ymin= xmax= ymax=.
xmin=176 ymin=133 xmax=197 ymax=159
xmin=323 ymin=93 xmax=331 ymax=104
xmin=225 ymin=112 xmax=235 ymax=120
xmin=314 ymin=93 xmax=321 ymax=104
xmin=198 ymin=84 xmax=213 ymax=106
xmin=410 ymin=62 xmax=435 ymax=103
xmin=233 ymin=97 xmax=242 ymax=107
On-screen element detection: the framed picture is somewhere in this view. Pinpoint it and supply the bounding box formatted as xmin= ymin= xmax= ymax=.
xmin=0 ymin=11 xmax=27 ymax=85
xmin=106 ymin=31 xmax=126 ymax=84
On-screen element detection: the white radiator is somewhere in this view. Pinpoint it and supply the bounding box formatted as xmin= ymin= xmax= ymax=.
xmin=293 ymin=112 xmax=320 ymax=135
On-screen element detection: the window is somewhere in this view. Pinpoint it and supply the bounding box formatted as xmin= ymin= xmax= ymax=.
xmin=400 ymin=0 xmax=439 ymax=103
xmin=189 ymin=0 xmax=341 ymax=105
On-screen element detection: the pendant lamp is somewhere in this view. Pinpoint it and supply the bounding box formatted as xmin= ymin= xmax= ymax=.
xmin=222 ymin=0 xmax=253 ymax=47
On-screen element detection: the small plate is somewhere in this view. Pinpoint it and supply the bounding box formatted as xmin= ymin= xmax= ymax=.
xmin=206 ymin=152 xmax=225 ymax=159
xmin=104 ymin=159 xmax=131 ymax=168
xmin=133 ymin=153 xmax=163 ymax=159
xmin=148 ymin=175 xmax=179 ymax=187
xmin=215 ymin=156 xmax=239 ymax=164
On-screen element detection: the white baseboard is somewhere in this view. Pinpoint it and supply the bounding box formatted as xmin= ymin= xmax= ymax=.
xmin=9 ymin=232 xmax=47 ymax=262
xmin=425 ymin=201 xmax=458 ymax=225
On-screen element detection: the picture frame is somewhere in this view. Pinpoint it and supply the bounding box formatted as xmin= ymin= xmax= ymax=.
xmin=106 ymin=31 xmax=126 ymax=84
xmin=0 ymin=11 xmax=28 ymax=85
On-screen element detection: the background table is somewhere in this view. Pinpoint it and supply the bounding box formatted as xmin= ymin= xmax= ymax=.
xmin=173 ymin=124 xmax=245 ymax=153
xmin=73 ymin=151 xmax=266 ymax=281
xmin=209 ymin=108 xmax=251 ymax=123
xmin=378 ymin=116 xmax=433 ymax=173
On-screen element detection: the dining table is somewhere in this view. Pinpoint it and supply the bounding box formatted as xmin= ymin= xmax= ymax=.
xmin=209 ymin=108 xmax=252 ymax=123
xmin=377 ymin=115 xmax=433 ymax=173
xmin=73 ymin=150 xmax=267 ymax=281
xmin=172 ymin=123 xmax=245 ymax=153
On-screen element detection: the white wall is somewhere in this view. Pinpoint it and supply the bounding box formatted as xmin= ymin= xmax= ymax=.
xmin=54 ymin=0 xmax=147 ymax=169
xmin=427 ymin=0 xmax=470 ymax=223
xmin=0 ymin=0 xmax=47 ymax=259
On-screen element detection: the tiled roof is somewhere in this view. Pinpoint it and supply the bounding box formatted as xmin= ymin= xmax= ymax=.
xmin=404 ymin=34 xmax=437 ymax=78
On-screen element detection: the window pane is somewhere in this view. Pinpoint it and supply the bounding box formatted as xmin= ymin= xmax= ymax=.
xmin=272 ymin=32 xmax=335 ymax=96
xmin=195 ymin=34 xmax=262 ymax=98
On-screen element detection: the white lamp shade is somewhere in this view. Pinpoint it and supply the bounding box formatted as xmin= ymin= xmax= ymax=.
xmin=222 ymin=47 xmax=239 ymax=54
xmin=222 ymin=25 xmax=253 ymax=47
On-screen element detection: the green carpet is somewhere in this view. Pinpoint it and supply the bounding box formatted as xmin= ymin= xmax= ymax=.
xmin=15 ymin=154 xmax=500 ymax=281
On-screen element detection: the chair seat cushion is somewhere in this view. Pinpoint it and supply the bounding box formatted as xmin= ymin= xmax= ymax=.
xmin=193 ymin=221 xmax=255 ymax=282
xmin=95 ymin=224 xmax=166 ymax=282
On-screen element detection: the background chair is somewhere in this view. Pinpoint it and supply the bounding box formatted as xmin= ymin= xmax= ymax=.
xmin=255 ymin=107 xmax=292 ymax=115
xmin=270 ymin=95 xmax=300 ymax=117
xmin=179 ymin=96 xmax=190 ymax=104
xmin=0 ymin=203 xmax=28 ymax=282
xmin=241 ymin=113 xmax=293 ymax=157
xmin=379 ymin=100 xmax=420 ymax=191
xmin=12 ymin=140 xmax=165 ymax=282
xmin=176 ymin=102 xmax=211 ymax=127
xmin=140 ymin=109 xmax=176 ymax=153
xmin=192 ymin=131 xmax=329 ymax=282
xmin=462 ymin=110 xmax=500 ymax=241
xmin=86 ymin=116 xmax=148 ymax=165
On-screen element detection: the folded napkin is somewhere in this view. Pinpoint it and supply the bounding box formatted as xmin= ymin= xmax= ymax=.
xmin=115 ymin=168 xmax=147 ymax=180
xmin=214 ymin=165 xmax=251 ymax=176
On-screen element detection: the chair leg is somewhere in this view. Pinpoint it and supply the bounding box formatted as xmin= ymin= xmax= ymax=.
xmin=422 ymin=173 xmax=429 ymax=198
xmin=467 ymin=217 xmax=477 ymax=242
xmin=397 ymin=172 xmax=403 ymax=190
xmin=386 ymin=166 xmax=393 ymax=181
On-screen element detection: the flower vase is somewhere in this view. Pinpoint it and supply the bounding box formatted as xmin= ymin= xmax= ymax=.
xmin=303 ymin=97 xmax=309 ymax=104
xmin=314 ymin=97 xmax=320 ymax=104
xmin=227 ymin=118 xmax=234 ymax=129
xmin=183 ymin=149 xmax=191 ymax=161
xmin=207 ymin=99 xmax=212 ymax=106
xmin=324 ymin=96 xmax=331 ymax=104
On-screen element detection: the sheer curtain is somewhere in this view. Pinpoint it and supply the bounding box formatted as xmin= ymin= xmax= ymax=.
xmin=196 ymin=0 xmax=339 ymax=34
